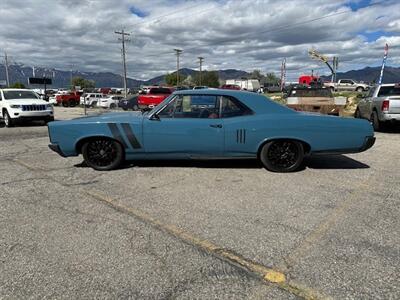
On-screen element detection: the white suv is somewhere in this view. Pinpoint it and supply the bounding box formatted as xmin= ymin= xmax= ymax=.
xmin=0 ymin=89 xmax=54 ymax=127
xmin=80 ymin=93 xmax=105 ymax=107
xmin=98 ymin=95 xmax=124 ymax=109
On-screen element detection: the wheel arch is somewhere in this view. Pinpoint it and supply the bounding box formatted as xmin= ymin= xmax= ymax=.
xmin=75 ymin=135 xmax=125 ymax=156
xmin=257 ymin=137 xmax=311 ymax=159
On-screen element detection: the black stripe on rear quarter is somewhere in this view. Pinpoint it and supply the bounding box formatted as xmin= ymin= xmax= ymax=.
xmin=108 ymin=123 xmax=128 ymax=148
xmin=121 ymin=123 xmax=142 ymax=149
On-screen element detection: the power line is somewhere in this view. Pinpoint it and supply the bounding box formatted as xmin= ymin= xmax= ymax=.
xmin=132 ymin=0 xmax=387 ymax=61
xmin=115 ymin=29 xmax=130 ymax=98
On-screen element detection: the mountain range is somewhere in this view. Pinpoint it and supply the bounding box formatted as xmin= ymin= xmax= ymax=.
xmin=0 ymin=64 xmax=399 ymax=88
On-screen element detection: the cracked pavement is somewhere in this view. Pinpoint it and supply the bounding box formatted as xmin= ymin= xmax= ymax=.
xmin=1 ymin=108 xmax=399 ymax=299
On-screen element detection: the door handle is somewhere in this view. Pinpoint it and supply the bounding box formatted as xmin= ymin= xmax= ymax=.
xmin=210 ymin=124 xmax=222 ymax=128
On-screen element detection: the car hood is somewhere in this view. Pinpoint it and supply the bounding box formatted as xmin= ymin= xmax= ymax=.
xmin=5 ymin=98 xmax=48 ymax=105
xmin=54 ymin=111 xmax=143 ymax=125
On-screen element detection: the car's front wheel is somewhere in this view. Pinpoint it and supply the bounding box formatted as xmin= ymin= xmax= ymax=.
xmin=82 ymin=138 xmax=124 ymax=171
xmin=259 ymin=140 xmax=304 ymax=172
xmin=3 ymin=110 xmax=14 ymax=127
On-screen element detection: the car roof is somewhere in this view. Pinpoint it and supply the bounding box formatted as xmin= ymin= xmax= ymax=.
xmin=172 ymin=89 xmax=294 ymax=115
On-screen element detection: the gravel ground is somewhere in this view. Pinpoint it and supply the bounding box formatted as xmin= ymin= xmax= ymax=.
xmin=0 ymin=107 xmax=399 ymax=299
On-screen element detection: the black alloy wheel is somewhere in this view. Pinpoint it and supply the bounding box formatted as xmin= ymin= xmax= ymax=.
xmin=260 ymin=140 xmax=304 ymax=172
xmin=82 ymin=138 xmax=124 ymax=171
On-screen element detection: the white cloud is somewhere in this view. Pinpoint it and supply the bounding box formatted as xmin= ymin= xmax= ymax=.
xmin=0 ymin=0 xmax=399 ymax=81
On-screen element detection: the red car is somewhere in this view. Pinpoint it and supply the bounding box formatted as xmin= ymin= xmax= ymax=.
xmin=56 ymin=91 xmax=82 ymax=107
xmin=138 ymin=87 xmax=174 ymax=109
xmin=221 ymin=84 xmax=241 ymax=90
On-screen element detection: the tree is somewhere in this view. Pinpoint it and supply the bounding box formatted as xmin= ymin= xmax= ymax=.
xmin=265 ymin=73 xmax=280 ymax=85
xmin=10 ymin=82 xmax=26 ymax=88
xmin=71 ymin=77 xmax=95 ymax=89
xmin=165 ymin=72 xmax=187 ymax=86
xmin=193 ymin=71 xmax=219 ymax=87
xmin=249 ymin=69 xmax=264 ymax=81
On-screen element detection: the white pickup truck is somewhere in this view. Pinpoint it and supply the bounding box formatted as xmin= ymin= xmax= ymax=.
xmin=355 ymin=83 xmax=400 ymax=131
xmin=324 ymin=79 xmax=369 ymax=92
xmin=0 ymin=89 xmax=54 ymax=127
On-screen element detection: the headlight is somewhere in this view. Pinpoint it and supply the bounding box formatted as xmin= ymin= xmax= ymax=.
xmin=10 ymin=105 xmax=21 ymax=108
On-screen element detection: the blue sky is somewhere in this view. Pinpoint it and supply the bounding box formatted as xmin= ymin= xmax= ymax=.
xmin=1 ymin=0 xmax=399 ymax=80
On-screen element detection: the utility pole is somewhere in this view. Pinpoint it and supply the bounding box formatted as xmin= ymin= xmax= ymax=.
xmin=115 ymin=29 xmax=130 ymax=99
xmin=198 ymin=56 xmax=204 ymax=86
xmin=174 ymin=49 xmax=183 ymax=87
xmin=4 ymin=52 xmax=10 ymax=87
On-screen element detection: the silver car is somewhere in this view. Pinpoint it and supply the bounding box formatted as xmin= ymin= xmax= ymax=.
xmin=355 ymin=83 xmax=400 ymax=131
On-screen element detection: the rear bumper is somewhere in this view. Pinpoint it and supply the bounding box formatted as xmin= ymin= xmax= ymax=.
xmin=48 ymin=144 xmax=66 ymax=157
xmin=380 ymin=113 xmax=400 ymax=122
xmin=312 ymin=136 xmax=375 ymax=155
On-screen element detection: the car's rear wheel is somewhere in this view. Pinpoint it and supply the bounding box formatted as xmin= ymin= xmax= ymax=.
xmin=132 ymin=104 xmax=139 ymax=111
xmin=356 ymin=87 xmax=364 ymax=93
xmin=3 ymin=110 xmax=14 ymax=127
xmin=259 ymin=140 xmax=304 ymax=172
xmin=82 ymin=138 xmax=124 ymax=171
xmin=110 ymin=103 xmax=116 ymax=109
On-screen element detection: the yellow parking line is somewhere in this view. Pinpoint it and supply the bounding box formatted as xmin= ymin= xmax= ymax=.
xmin=279 ymin=181 xmax=371 ymax=272
xmin=85 ymin=190 xmax=328 ymax=300
xmin=12 ymin=158 xmax=329 ymax=299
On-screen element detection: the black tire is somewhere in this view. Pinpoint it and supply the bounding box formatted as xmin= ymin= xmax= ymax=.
xmin=371 ymin=111 xmax=382 ymax=131
xmin=122 ymin=107 xmax=128 ymax=111
xmin=132 ymin=104 xmax=139 ymax=111
xmin=110 ymin=103 xmax=116 ymax=109
xmin=354 ymin=108 xmax=361 ymax=119
xmin=356 ymin=87 xmax=364 ymax=93
xmin=259 ymin=140 xmax=304 ymax=172
xmin=62 ymin=101 xmax=68 ymax=107
xmin=44 ymin=117 xmax=55 ymax=125
xmin=69 ymin=101 xmax=77 ymax=107
xmin=330 ymin=87 xmax=335 ymax=92
xmin=82 ymin=138 xmax=124 ymax=171
xmin=3 ymin=110 xmax=14 ymax=127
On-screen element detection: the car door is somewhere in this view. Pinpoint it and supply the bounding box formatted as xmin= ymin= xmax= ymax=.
xmin=143 ymin=94 xmax=224 ymax=158
xmin=218 ymin=95 xmax=255 ymax=157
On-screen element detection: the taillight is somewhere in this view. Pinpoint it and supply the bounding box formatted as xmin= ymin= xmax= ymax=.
xmin=381 ymin=100 xmax=389 ymax=112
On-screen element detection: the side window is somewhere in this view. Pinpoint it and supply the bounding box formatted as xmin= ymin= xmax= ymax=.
xmin=175 ymin=95 xmax=218 ymax=118
xmin=0 ymin=92 xmax=2 ymax=101
xmin=219 ymin=96 xmax=251 ymax=118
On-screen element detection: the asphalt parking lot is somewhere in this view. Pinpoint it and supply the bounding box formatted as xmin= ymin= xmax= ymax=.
xmin=1 ymin=107 xmax=399 ymax=299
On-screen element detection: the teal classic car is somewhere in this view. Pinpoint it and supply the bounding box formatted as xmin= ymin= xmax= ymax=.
xmin=48 ymin=89 xmax=375 ymax=172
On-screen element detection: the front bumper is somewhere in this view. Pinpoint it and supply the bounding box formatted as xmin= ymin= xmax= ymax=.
xmin=359 ymin=136 xmax=376 ymax=152
xmin=48 ymin=144 xmax=66 ymax=157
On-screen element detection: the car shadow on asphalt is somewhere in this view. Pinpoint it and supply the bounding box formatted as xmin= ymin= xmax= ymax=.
xmin=75 ymin=155 xmax=369 ymax=171
xmin=305 ymin=155 xmax=369 ymax=169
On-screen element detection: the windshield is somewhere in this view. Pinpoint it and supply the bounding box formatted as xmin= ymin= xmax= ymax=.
xmin=147 ymin=93 xmax=175 ymax=116
xmin=3 ymin=90 xmax=39 ymax=100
